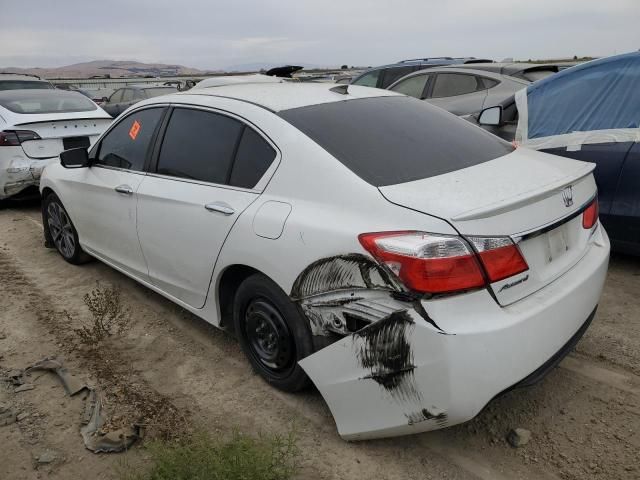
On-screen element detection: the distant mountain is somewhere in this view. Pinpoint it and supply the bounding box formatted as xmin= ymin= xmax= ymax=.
xmin=0 ymin=60 xmax=214 ymax=78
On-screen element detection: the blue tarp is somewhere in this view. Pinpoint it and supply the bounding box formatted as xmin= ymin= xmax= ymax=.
xmin=525 ymin=52 xmax=640 ymax=140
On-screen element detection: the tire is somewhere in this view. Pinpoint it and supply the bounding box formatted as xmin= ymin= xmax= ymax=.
xmin=233 ymin=273 xmax=313 ymax=392
xmin=42 ymin=193 xmax=91 ymax=264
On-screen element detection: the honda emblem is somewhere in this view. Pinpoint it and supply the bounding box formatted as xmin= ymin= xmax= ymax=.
xmin=562 ymin=186 xmax=574 ymax=207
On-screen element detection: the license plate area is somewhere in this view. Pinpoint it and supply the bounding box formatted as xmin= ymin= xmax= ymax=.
xmin=545 ymin=223 xmax=570 ymax=264
xmin=63 ymin=136 xmax=90 ymax=150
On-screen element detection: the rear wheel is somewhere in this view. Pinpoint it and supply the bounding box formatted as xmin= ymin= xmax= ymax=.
xmin=233 ymin=273 xmax=313 ymax=392
xmin=43 ymin=193 xmax=91 ymax=264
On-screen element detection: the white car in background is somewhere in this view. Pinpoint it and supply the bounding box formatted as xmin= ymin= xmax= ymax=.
xmin=40 ymin=83 xmax=609 ymax=440
xmin=0 ymin=89 xmax=111 ymax=201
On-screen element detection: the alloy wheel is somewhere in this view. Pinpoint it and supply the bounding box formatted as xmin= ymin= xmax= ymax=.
xmin=47 ymin=201 xmax=75 ymax=259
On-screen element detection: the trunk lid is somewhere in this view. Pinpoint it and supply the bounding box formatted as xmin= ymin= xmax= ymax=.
xmin=17 ymin=118 xmax=112 ymax=159
xmin=378 ymin=147 xmax=598 ymax=306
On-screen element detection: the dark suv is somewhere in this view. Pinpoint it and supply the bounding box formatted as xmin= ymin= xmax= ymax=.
xmin=350 ymin=57 xmax=493 ymax=89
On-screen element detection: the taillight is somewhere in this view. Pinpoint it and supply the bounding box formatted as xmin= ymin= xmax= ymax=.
xmin=0 ymin=130 xmax=40 ymax=147
xmin=359 ymin=232 xmax=485 ymax=294
xmin=467 ymin=236 xmax=528 ymax=283
xmin=358 ymin=231 xmax=529 ymax=295
xmin=582 ymin=198 xmax=599 ymax=229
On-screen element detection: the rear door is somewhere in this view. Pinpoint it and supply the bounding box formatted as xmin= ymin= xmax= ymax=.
xmin=61 ymin=106 xmax=166 ymax=279
xmin=136 ymin=106 xmax=278 ymax=308
xmin=426 ymin=73 xmax=488 ymax=115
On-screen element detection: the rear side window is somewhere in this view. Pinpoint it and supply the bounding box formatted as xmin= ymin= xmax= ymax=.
xmin=431 ymin=73 xmax=483 ymax=98
xmin=278 ymin=96 xmax=513 ymax=187
xmin=156 ymin=108 xmax=243 ymax=184
xmin=352 ymin=70 xmax=380 ymax=87
xmin=390 ymin=74 xmax=430 ymax=99
xmin=96 ymin=107 xmax=164 ymax=171
xmin=229 ymin=127 xmax=276 ymax=189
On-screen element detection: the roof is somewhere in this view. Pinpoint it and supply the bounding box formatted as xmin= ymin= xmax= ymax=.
xmin=447 ymin=62 xmax=577 ymax=76
xmin=192 ymin=74 xmax=283 ymax=90
xmin=393 ymin=67 xmax=529 ymax=86
xmin=126 ymin=84 xmax=178 ymax=90
xmin=183 ymin=82 xmax=400 ymax=112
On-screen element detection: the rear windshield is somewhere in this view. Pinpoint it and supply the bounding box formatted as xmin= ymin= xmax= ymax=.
xmin=0 ymin=80 xmax=54 ymax=90
xmin=143 ymin=87 xmax=178 ymax=98
xmin=0 ymin=90 xmax=97 ymax=114
xmin=278 ymin=96 xmax=513 ymax=186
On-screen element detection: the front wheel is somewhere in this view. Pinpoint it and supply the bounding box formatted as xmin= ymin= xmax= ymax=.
xmin=43 ymin=193 xmax=91 ymax=264
xmin=233 ymin=273 xmax=313 ymax=392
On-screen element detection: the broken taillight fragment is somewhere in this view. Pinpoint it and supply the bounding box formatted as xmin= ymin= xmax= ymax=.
xmin=358 ymin=231 xmax=529 ymax=295
xmin=582 ymin=197 xmax=599 ymax=230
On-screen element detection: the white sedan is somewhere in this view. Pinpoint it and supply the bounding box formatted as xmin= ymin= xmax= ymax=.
xmin=0 ymin=89 xmax=112 ymax=200
xmin=40 ymin=83 xmax=609 ymax=440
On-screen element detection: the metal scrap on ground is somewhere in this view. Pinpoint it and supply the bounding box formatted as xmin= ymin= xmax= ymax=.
xmin=1 ymin=357 xmax=139 ymax=453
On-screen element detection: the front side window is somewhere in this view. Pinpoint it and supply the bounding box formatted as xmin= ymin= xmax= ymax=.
xmin=380 ymin=66 xmax=415 ymax=88
xmin=95 ymin=107 xmax=164 ymax=171
xmin=121 ymin=89 xmax=134 ymax=102
xmin=156 ymin=108 xmax=244 ymax=184
xmin=110 ymin=89 xmax=124 ymax=103
xmin=390 ymin=74 xmax=430 ymax=99
xmin=352 ymin=70 xmax=380 ymax=87
xmin=431 ymin=73 xmax=482 ymax=98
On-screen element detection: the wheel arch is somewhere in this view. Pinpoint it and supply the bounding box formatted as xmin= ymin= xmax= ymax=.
xmin=216 ymin=264 xmax=265 ymax=331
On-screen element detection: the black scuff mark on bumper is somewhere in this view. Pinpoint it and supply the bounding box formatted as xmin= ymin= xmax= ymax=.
xmin=291 ymin=254 xmax=445 ymax=339
xmin=354 ymin=310 xmax=422 ymax=402
xmin=405 ymin=408 xmax=448 ymax=427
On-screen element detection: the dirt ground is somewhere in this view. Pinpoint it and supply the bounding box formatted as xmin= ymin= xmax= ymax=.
xmin=1 ymin=200 xmax=638 ymax=480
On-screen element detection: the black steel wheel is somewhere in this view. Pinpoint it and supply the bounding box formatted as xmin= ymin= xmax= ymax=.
xmin=234 ymin=273 xmax=313 ymax=392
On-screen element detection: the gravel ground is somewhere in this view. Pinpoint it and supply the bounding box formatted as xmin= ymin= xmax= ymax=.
xmin=0 ymin=200 xmax=638 ymax=480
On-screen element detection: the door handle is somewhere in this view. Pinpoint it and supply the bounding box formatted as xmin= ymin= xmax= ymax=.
xmin=205 ymin=202 xmax=235 ymax=215
xmin=115 ymin=184 xmax=134 ymax=195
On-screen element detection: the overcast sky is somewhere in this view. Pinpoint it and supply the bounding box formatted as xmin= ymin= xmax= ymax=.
xmin=1 ymin=0 xmax=638 ymax=70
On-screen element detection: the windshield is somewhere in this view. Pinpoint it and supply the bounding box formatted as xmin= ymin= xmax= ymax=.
xmin=143 ymin=87 xmax=178 ymax=98
xmin=0 ymin=90 xmax=98 ymax=114
xmin=0 ymin=80 xmax=54 ymax=90
xmin=278 ymin=96 xmax=513 ymax=186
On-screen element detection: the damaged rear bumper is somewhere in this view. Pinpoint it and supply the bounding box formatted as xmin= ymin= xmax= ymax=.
xmin=299 ymin=231 xmax=609 ymax=440
xmin=1 ymin=158 xmax=55 ymax=199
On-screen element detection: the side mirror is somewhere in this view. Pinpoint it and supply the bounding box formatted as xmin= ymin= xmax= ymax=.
xmin=101 ymin=96 xmax=109 ymax=103
xmin=60 ymin=147 xmax=90 ymax=168
xmin=478 ymin=106 xmax=503 ymax=126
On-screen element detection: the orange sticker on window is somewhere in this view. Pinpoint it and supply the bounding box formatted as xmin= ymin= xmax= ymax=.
xmin=129 ymin=120 xmax=141 ymax=140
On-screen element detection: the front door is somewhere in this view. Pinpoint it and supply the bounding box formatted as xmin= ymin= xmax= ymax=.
xmin=63 ymin=106 xmax=166 ymax=279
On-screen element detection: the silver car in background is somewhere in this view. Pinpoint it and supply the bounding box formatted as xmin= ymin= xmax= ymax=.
xmin=387 ymin=67 xmax=528 ymax=117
